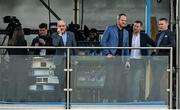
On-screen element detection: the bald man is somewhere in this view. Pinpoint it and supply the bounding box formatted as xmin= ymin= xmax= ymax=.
xmin=51 ymin=20 xmax=77 ymax=101
xmin=51 ymin=20 xmax=77 ymax=51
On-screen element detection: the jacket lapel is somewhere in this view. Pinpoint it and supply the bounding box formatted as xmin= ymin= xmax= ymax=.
xmin=140 ymin=33 xmax=143 ymax=47
xmin=157 ymin=31 xmax=166 ymax=46
xmin=58 ymin=34 xmax=64 ymax=46
xmin=66 ymin=32 xmax=70 ymax=46
xmin=112 ymin=26 xmax=118 ymax=40
xmin=128 ymin=32 xmax=132 ymax=47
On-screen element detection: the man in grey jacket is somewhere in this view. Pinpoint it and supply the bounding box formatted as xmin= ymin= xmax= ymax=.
xmin=51 ymin=20 xmax=77 ymax=101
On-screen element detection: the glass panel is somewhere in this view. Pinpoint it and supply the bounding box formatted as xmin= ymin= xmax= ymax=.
xmin=0 ymin=47 xmax=171 ymax=107
xmin=70 ymin=51 xmax=105 ymax=103
xmin=147 ymin=56 xmax=169 ymax=103
xmin=70 ymin=49 xmax=169 ymax=105
xmin=0 ymin=48 xmax=66 ymax=103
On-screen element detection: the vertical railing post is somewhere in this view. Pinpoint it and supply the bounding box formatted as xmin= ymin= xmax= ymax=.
xmin=65 ymin=48 xmax=71 ymax=109
xmin=176 ymin=0 xmax=180 ymax=108
xmin=169 ymin=47 xmax=173 ymax=108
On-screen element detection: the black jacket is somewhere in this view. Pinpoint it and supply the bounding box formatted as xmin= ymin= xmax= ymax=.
xmin=8 ymin=40 xmax=28 ymax=55
xmin=155 ymin=29 xmax=176 ymax=55
xmin=31 ymin=35 xmax=54 ymax=55
xmin=129 ymin=32 xmax=155 ymax=56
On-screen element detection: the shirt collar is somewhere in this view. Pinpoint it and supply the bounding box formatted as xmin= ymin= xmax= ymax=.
xmin=59 ymin=32 xmax=67 ymax=36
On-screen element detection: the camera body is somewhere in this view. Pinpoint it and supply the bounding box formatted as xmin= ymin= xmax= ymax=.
xmin=3 ymin=16 xmax=22 ymax=38
xmin=3 ymin=16 xmax=31 ymax=36
xmin=3 ymin=16 xmax=21 ymax=27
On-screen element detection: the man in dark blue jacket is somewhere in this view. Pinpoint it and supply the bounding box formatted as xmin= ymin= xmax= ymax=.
xmin=154 ymin=18 xmax=176 ymax=55
xmin=149 ymin=18 xmax=176 ymax=100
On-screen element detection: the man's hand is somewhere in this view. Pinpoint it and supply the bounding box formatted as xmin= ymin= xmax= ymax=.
xmin=106 ymin=54 xmax=113 ymax=58
xmin=151 ymin=49 xmax=157 ymax=55
xmin=39 ymin=38 xmax=46 ymax=45
xmin=153 ymin=49 xmax=157 ymax=53
xmin=35 ymin=43 xmax=39 ymax=46
xmin=125 ymin=61 xmax=130 ymax=70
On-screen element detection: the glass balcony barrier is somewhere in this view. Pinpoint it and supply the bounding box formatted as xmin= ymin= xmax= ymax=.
xmin=0 ymin=48 xmax=67 ymax=105
xmin=69 ymin=47 xmax=172 ymax=109
xmin=0 ymin=47 xmax=173 ymax=109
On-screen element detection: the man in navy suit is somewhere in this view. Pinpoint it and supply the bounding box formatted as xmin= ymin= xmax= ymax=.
xmin=149 ymin=18 xmax=176 ymax=100
xmin=51 ymin=20 xmax=77 ymax=101
xmin=128 ymin=20 xmax=155 ymax=101
xmin=154 ymin=18 xmax=176 ymax=55
xmin=101 ymin=13 xmax=130 ymax=102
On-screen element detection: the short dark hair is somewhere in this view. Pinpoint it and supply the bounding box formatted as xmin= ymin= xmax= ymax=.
xmin=134 ymin=20 xmax=143 ymax=26
xmin=90 ymin=28 xmax=97 ymax=33
xmin=39 ymin=23 xmax=48 ymax=29
xmin=117 ymin=13 xmax=127 ymax=20
xmin=159 ymin=18 xmax=168 ymax=22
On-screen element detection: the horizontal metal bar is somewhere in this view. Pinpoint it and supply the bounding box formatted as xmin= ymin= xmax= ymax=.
xmin=0 ymin=46 xmax=173 ymax=50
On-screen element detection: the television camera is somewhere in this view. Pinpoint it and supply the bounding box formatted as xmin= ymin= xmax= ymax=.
xmin=3 ymin=16 xmax=22 ymax=39
xmin=1 ymin=16 xmax=30 ymax=46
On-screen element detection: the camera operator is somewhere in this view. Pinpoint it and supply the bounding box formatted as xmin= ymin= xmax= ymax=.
xmin=6 ymin=21 xmax=29 ymax=101
xmin=31 ymin=23 xmax=53 ymax=56
xmin=7 ymin=26 xmax=28 ymax=54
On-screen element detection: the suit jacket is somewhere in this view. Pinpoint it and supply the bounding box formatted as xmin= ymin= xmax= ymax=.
xmin=51 ymin=31 xmax=77 ymax=55
xmin=51 ymin=31 xmax=77 ymax=65
xmin=129 ymin=32 xmax=155 ymax=55
xmin=155 ymin=29 xmax=176 ymax=55
xmin=100 ymin=25 xmax=129 ymax=56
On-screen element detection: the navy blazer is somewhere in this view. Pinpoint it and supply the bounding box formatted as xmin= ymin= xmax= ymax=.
xmin=129 ymin=32 xmax=155 ymax=55
xmin=101 ymin=25 xmax=129 ymax=56
xmin=155 ymin=29 xmax=176 ymax=55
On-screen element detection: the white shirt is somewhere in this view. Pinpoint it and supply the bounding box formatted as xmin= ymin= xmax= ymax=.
xmin=130 ymin=33 xmax=142 ymax=59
